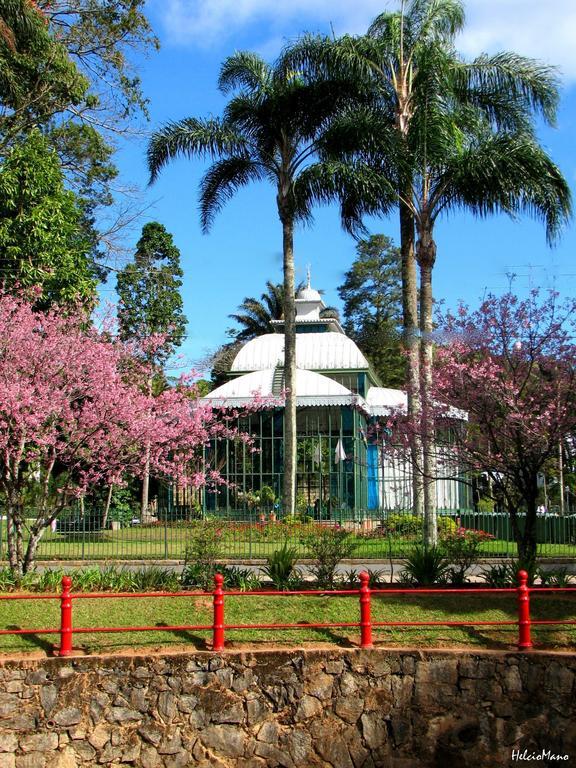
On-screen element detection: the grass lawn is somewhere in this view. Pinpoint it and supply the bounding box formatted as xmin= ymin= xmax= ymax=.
xmin=0 ymin=589 xmax=574 ymax=656
xmin=17 ymin=526 xmax=576 ymax=561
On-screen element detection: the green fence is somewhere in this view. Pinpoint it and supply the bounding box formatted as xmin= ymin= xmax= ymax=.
xmin=1 ymin=510 xmax=575 ymax=563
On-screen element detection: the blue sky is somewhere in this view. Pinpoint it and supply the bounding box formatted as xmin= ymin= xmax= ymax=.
xmin=105 ymin=1 xmax=576 ymax=374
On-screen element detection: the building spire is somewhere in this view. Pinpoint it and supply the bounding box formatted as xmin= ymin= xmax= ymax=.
xmin=306 ymin=263 xmax=312 ymax=290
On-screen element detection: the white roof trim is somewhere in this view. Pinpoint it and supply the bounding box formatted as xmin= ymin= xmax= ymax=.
xmin=204 ymin=368 xmax=355 ymax=402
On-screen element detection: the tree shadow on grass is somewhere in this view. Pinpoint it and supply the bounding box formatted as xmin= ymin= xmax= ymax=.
xmin=5 ymin=626 xmax=55 ymax=655
xmin=153 ymin=623 xmax=209 ymax=650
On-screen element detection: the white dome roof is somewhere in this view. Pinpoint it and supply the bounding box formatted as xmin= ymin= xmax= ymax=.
xmin=230 ymin=332 xmax=370 ymax=372
xmin=204 ymin=368 xmax=357 ymax=406
xmin=297 ymin=286 xmax=322 ymax=302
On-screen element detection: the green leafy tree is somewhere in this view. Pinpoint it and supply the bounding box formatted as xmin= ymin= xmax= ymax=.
xmin=147 ymin=51 xmax=387 ymax=517
xmin=116 ymin=221 xmax=187 ymax=516
xmin=1 ymin=2 xmax=159 ymax=271
xmin=0 ymin=130 xmax=97 ymax=306
xmin=38 ymin=0 xmax=158 ymax=127
xmin=0 ymin=0 xmax=88 ymax=150
xmin=338 ymin=234 xmax=404 ymax=387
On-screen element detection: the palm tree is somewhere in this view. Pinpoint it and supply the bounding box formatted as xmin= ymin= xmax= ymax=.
xmin=412 ymin=124 xmax=570 ymax=544
xmin=229 ymin=280 xmax=304 ymax=342
xmin=286 ymin=0 xmax=467 ymax=518
xmin=147 ymin=52 xmax=387 ymax=516
xmin=286 ymin=0 xmax=570 ymax=543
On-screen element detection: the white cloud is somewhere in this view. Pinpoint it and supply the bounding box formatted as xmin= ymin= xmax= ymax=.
xmin=460 ymin=0 xmax=576 ymax=81
xmin=156 ymin=0 xmax=576 ymax=83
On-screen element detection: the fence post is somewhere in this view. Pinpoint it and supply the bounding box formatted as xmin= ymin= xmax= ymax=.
xmin=517 ymin=570 xmax=533 ymax=651
xmin=212 ymin=572 xmax=225 ymax=652
xmin=59 ymin=576 xmax=73 ymax=657
xmin=359 ymin=571 xmax=373 ymax=649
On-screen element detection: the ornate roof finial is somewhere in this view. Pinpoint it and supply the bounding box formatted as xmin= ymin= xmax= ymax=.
xmin=306 ymin=263 xmax=311 ymax=289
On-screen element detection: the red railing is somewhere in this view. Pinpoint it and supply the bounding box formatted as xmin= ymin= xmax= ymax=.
xmin=0 ymin=570 xmax=574 ymax=656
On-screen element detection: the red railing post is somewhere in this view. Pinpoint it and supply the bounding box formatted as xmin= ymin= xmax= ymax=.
xmin=212 ymin=572 xmax=225 ymax=652
xmin=359 ymin=571 xmax=373 ymax=648
xmin=59 ymin=575 xmax=73 ymax=656
xmin=517 ymin=569 xmax=533 ymax=650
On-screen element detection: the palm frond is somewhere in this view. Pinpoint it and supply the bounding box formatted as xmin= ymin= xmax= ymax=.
xmin=199 ymin=156 xmax=264 ymax=233
xmin=294 ymin=161 xmax=397 ymax=234
xmin=455 ymin=53 xmax=560 ymax=128
xmin=147 ymin=118 xmax=247 ymax=184
xmin=432 ymin=133 xmax=571 ymax=244
xmin=219 ymin=51 xmax=272 ymax=94
xmin=408 ymin=0 xmax=465 ymax=45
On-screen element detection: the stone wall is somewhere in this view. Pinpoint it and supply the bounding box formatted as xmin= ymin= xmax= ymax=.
xmin=0 ymin=648 xmax=574 ymax=767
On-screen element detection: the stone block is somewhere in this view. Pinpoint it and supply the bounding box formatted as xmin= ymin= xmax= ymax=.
xmin=53 ymin=708 xmax=82 ymax=727
xmin=158 ymin=729 xmax=182 ymax=755
xmin=256 ymin=721 xmax=280 ymax=745
xmin=294 ymin=695 xmax=322 ymax=722
xmin=15 ymin=755 xmax=45 ymax=768
xmin=0 ymin=717 xmax=37 ymax=732
xmin=361 ymin=712 xmax=388 ymax=750
xmin=52 ymin=748 xmax=77 ymax=768
xmin=0 ymin=734 xmax=17 ymax=753
xmin=140 ymin=746 xmax=161 ymax=768
xmin=164 ymin=752 xmax=192 ymax=768
xmin=415 ymin=658 xmax=458 ymax=686
xmin=305 ymin=672 xmax=333 ymax=701
xmin=284 ymin=729 xmax=312 ymax=764
xmin=201 ymin=725 xmax=245 ymax=758
xmin=72 ymin=742 xmax=96 ymax=762
xmin=334 ymin=696 xmax=364 ymax=724
xmin=0 ymin=755 xmax=15 ymax=768
xmin=314 ymin=728 xmax=354 ymax=768
xmin=138 ymin=723 xmax=164 ymax=747
xmin=87 ymin=724 xmax=111 ymax=750
xmin=20 ymin=734 xmax=58 ymax=753
xmin=97 ymin=743 xmax=122 ymax=764
xmin=158 ymin=691 xmax=178 ymax=722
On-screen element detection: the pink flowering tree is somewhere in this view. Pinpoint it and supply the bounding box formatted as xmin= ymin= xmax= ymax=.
xmin=431 ymin=290 xmax=576 ymax=567
xmin=0 ymin=292 xmax=244 ymax=577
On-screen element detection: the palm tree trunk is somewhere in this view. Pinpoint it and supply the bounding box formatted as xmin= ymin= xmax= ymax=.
xmin=400 ymin=199 xmax=423 ymax=517
xmin=416 ymin=224 xmax=437 ymax=547
xmin=281 ymin=213 xmax=297 ymax=518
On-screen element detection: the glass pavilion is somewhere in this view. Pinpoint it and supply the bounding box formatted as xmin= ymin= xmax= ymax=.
xmin=185 ymin=279 xmax=471 ymax=519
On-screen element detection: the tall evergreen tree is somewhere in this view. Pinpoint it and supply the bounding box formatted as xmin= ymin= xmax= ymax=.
xmin=116 ymin=222 xmax=186 ymax=364
xmin=338 ymin=235 xmax=404 ymax=388
xmin=116 ymin=221 xmax=187 ymax=516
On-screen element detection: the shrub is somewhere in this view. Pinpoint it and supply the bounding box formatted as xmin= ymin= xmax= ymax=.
xmin=182 ymin=520 xmax=224 ymax=590
xmin=482 ymin=559 xmax=538 ymax=587
xmin=305 ymin=527 xmax=356 ymax=589
xmin=382 ymin=513 xmax=421 ymax=537
xmin=223 ymin=566 xmax=262 ymax=591
xmin=536 ymin=567 xmax=574 ymax=587
xmin=437 ymin=516 xmax=457 ymax=538
xmin=366 ymin=568 xmax=387 ymax=588
xmin=442 ymin=530 xmax=486 ymax=586
xmin=400 ymin=545 xmax=450 ymax=586
xmin=262 ymin=542 xmax=300 ymax=590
